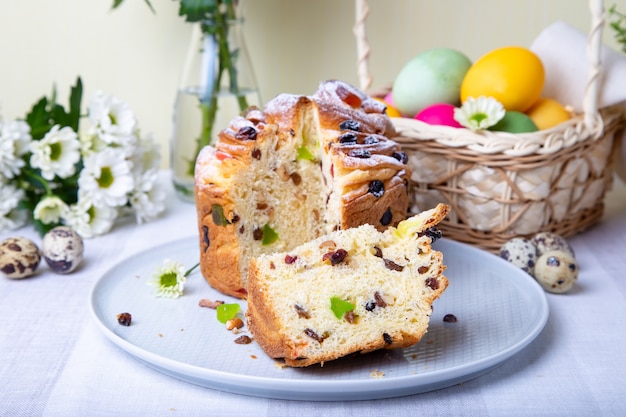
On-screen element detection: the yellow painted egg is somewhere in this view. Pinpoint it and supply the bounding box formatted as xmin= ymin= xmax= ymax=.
xmin=460 ymin=46 xmax=545 ymax=112
xmin=374 ymin=97 xmax=403 ymax=118
xmin=525 ymin=98 xmax=571 ymax=130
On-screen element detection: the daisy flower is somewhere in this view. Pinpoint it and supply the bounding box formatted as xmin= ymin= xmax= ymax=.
xmin=78 ymin=147 xmax=135 ymax=207
xmin=88 ymin=91 xmax=136 ymax=145
xmin=454 ymin=96 xmax=506 ymax=131
xmin=29 ymin=125 xmax=81 ymax=180
xmin=132 ymin=131 xmax=161 ymax=175
xmin=65 ymin=196 xmax=117 ymax=238
xmin=129 ymin=169 xmax=166 ymax=224
xmin=0 ymin=179 xmax=28 ymax=232
xmin=149 ymin=259 xmax=190 ymax=298
xmin=0 ymin=119 xmax=32 ymax=178
xmin=33 ymin=195 xmax=69 ymax=225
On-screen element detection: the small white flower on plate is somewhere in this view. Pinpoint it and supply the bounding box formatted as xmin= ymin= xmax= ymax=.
xmin=29 ymin=125 xmax=81 ymax=180
xmin=0 ymin=119 xmax=31 ymax=178
xmin=454 ymin=96 xmax=506 ymax=131
xmin=149 ymin=259 xmax=188 ymax=298
xmin=78 ymin=147 xmax=134 ymax=207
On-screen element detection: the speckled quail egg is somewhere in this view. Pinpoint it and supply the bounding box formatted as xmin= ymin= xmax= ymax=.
xmin=499 ymin=237 xmax=538 ymax=275
xmin=0 ymin=237 xmax=41 ymax=279
xmin=531 ymin=232 xmax=575 ymax=257
xmin=534 ymin=250 xmax=578 ymax=293
xmin=42 ymin=226 xmax=84 ymax=274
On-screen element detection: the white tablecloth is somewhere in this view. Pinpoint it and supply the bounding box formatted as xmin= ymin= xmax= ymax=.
xmin=2 ymin=171 xmax=625 ymax=417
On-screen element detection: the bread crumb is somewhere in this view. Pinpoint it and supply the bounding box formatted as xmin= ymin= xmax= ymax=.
xmin=370 ymin=369 xmax=385 ymax=379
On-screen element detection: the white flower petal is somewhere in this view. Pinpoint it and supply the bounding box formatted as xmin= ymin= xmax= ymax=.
xmin=454 ymin=96 xmax=506 ymax=131
xmin=33 ymin=195 xmax=69 ymax=224
xmin=0 ymin=119 xmax=31 ymax=178
xmin=149 ymin=259 xmax=187 ymax=298
xmin=78 ymin=148 xmax=135 ymax=207
xmin=29 ymin=125 xmax=80 ymax=180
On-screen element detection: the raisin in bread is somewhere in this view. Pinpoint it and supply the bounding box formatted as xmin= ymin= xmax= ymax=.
xmin=194 ymin=80 xmax=411 ymax=298
xmin=245 ymin=203 xmax=450 ymax=367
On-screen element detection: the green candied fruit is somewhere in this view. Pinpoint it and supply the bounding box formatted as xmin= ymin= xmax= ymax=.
xmin=216 ymin=303 xmax=240 ymax=324
xmin=211 ymin=204 xmax=229 ymax=226
xmin=296 ymin=146 xmax=315 ymax=161
xmin=330 ymin=296 xmax=355 ymax=319
xmin=261 ymin=224 xmax=279 ymax=245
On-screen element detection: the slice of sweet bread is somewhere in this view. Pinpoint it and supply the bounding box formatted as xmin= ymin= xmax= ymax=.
xmin=245 ymin=203 xmax=450 ymax=367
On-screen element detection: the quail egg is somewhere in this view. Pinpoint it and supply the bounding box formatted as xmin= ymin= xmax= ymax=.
xmin=532 ymin=232 xmax=574 ymax=257
xmin=499 ymin=237 xmax=538 ymax=275
xmin=0 ymin=237 xmax=41 ymax=279
xmin=42 ymin=226 xmax=84 ymax=274
xmin=534 ymin=250 xmax=578 ymax=293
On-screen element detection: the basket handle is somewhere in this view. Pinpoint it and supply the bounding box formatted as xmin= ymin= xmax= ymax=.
xmin=354 ymin=0 xmax=373 ymax=92
xmin=353 ymin=0 xmax=606 ymax=128
xmin=584 ymin=0 xmax=605 ymax=127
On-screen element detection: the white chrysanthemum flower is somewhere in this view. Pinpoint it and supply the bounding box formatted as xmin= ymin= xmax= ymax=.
xmin=65 ymin=196 xmax=117 ymax=238
xmin=79 ymin=130 xmax=109 ymax=157
xmin=0 ymin=119 xmax=32 ymax=178
xmin=88 ymin=91 xmax=137 ymax=145
xmin=0 ymin=180 xmax=28 ymax=232
xmin=33 ymin=195 xmax=69 ymax=225
xmin=29 ymin=125 xmax=81 ymax=180
xmin=129 ymin=169 xmax=166 ymax=224
xmin=133 ymin=131 xmax=161 ymax=174
xmin=454 ymin=96 xmax=506 ymax=131
xmin=78 ymin=147 xmax=134 ymax=207
xmin=149 ymin=259 xmax=187 ymax=298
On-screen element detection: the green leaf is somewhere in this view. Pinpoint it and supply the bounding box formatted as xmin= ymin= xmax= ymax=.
xmin=178 ymin=0 xmax=218 ymax=22
xmin=330 ymin=296 xmax=355 ymax=320
xmin=68 ymin=77 xmax=83 ymax=131
xmin=112 ymin=0 xmax=154 ymax=13
xmin=216 ymin=303 xmax=240 ymax=323
xmin=261 ymin=224 xmax=278 ymax=245
xmin=26 ymin=97 xmax=52 ymax=140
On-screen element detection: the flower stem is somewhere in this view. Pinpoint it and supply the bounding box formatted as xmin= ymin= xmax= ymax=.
xmin=184 ymin=262 xmax=200 ymax=277
xmin=185 ymin=1 xmax=252 ymax=177
xmin=22 ymin=169 xmax=53 ymax=196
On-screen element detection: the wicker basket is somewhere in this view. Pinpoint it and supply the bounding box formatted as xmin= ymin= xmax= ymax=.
xmin=354 ymin=0 xmax=626 ymax=253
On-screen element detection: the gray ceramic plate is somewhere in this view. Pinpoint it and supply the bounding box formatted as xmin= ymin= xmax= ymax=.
xmin=90 ymin=236 xmax=549 ymax=401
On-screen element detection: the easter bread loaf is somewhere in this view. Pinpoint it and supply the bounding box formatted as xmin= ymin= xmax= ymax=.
xmin=194 ymin=80 xmax=411 ymax=298
xmin=245 ymin=203 xmax=450 ymax=367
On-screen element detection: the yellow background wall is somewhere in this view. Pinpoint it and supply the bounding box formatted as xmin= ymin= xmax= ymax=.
xmin=1 ymin=0 xmax=624 ymax=168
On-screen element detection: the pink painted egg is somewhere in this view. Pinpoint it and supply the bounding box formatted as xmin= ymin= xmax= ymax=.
xmin=383 ymin=92 xmax=395 ymax=106
xmin=415 ymin=103 xmax=463 ymax=128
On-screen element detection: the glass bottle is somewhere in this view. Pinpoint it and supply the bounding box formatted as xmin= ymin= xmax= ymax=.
xmin=170 ymin=3 xmax=260 ymax=202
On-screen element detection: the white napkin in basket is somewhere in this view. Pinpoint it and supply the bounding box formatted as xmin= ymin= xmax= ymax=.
xmin=530 ymin=20 xmax=626 ymax=182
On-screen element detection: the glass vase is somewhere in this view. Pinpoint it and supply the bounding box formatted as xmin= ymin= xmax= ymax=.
xmin=170 ymin=5 xmax=261 ymax=202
